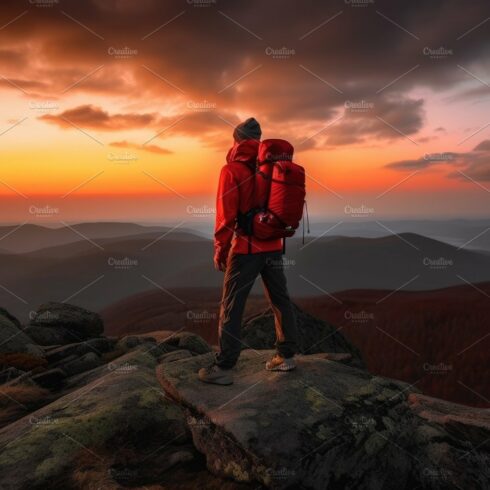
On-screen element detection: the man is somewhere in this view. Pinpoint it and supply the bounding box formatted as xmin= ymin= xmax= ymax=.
xmin=198 ymin=117 xmax=299 ymax=385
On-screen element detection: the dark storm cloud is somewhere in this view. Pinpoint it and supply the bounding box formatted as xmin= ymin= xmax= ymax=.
xmin=323 ymin=96 xmax=425 ymax=146
xmin=39 ymin=104 xmax=159 ymax=130
xmin=385 ymin=139 xmax=490 ymax=182
xmin=449 ymin=140 xmax=490 ymax=182
xmin=39 ymin=103 xmax=245 ymax=149
xmin=0 ymin=0 xmax=489 ymax=146
xmin=386 ymin=154 xmax=457 ymax=171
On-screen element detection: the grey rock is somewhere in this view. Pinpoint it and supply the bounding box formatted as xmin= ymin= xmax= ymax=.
xmin=31 ymin=368 xmax=66 ymax=390
xmin=0 ymin=308 xmax=43 ymax=357
xmin=50 ymin=354 xmax=79 ymax=369
xmin=159 ymin=349 xmax=193 ymax=363
xmin=29 ymin=302 xmax=104 ymax=340
xmin=62 ymin=352 xmax=101 ymax=376
xmin=45 ymin=337 xmax=114 ymax=364
xmin=242 ymin=304 xmax=364 ymax=369
xmin=23 ymin=325 xmax=80 ymax=346
xmin=116 ymin=335 xmax=156 ymax=353
xmin=0 ymin=307 xmax=22 ymax=329
xmin=0 ymin=367 xmax=25 ymax=384
xmin=157 ymin=350 xmax=490 ymax=490
xmin=162 ymin=332 xmax=212 ymax=355
xmin=4 ymin=370 xmax=37 ymax=388
xmin=154 ymin=341 xmax=181 ymax=356
xmin=0 ymin=350 xmax=190 ymax=490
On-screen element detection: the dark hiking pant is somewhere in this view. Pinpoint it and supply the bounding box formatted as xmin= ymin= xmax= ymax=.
xmin=215 ymin=251 xmax=299 ymax=369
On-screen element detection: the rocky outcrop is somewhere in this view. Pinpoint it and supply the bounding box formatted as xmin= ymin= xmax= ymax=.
xmin=0 ymin=349 xmax=193 ymax=489
xmin=44 ymin=337 xmax=114 ymax=364
xmin=0 ymin=305 xmax=252 ymax=490
xmin=242 ymin=304 xmax=364 ymax=368
xmin=0 ymin=306 xmax=115 ymax=392
xmin=30 ymin=368 xmax=67 ymax=390
xmin=0 ymin=367 xmax=24 ymax=384
xmin=159 ymin=349 xmax=193 ymax=363
xmin=27 ymin=302 xmax=104 ymax=345
xmin=115 ymin=334 xmax=157 ymax=353
xmin=2 ymin=300 xmax=488 ymax=490
xmin=22 ymin=325 xmax=76 ymax=346
xmin=161 ymin=331 xmax=213 ymax=355
xmin=0 ymin=308 xmax=43 ymax=357
xmin=157 ymin=350 xmax=490 ymax=490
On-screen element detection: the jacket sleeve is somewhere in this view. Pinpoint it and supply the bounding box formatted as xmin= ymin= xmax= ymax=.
xmin=214 ymin=165 xmax=239 ymax=263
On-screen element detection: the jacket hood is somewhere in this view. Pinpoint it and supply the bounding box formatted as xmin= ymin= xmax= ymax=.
xmin=226 ymin=139 xmax=259 ymax=165
xmin=258 ymin=139 xmax=294 ymax=163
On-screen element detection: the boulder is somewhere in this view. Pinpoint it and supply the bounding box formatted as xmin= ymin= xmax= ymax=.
xmin=0 ymin=308 xmax=43 ymax=357
xmin=50 ymin=354 xmax=79 ymax=370
xmin=45 ymin=337 xmax=114 ymax=364
xmin=29 ymin=303 xmax=104 ymax=341
xmin=23 ymin=325 xmax=80 ymax=346
xmin=31 ymin=368 xmax=66 ymax=390
xmin=157 ymin=350 xmax=490 ymax=490
xmin=3 ymin=370 xmax=37 ymax=388
xmin=0 ymin=350 xmax=191 ymax=489
xmin=159 ymin=349 xmax=193 ymax=363
xmin=162 ymin=331 xmax=212 ymax=355
xmin=62 ymin=352 xmax=102 ymax=377
xmin=242 ymin=304 xmax=364 ymax=368
xmin=0 ymin=367 xmax=25 ymax=384
xmin=116 ymin=335 xmax=156 ymax=353
xmin=408 ymin=392 xmax=490 ymax=430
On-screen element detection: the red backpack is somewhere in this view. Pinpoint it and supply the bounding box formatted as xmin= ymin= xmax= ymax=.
xmin=237 ymin=139 xmax=308 ymax=246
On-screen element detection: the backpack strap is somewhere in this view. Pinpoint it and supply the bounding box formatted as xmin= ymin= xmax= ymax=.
xmin=258 ymin=162 xmax=275 ymax=211
xmin=248 ymin=161 xmax=257 ymax=254
xmin=232 ymin=160 xmax=257 ymax=254
xmin=263 ymin=162 xmax=286 ymax=255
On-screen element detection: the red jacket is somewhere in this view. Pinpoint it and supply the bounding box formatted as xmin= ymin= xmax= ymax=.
xmin=214 ymin=139 xmax=283 ymax=264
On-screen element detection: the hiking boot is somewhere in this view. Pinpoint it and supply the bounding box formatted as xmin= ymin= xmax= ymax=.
xmin=265 ymin=354 xmax=296 ymax=372
xmin=198 ymin=364 xmax=233 ymax=385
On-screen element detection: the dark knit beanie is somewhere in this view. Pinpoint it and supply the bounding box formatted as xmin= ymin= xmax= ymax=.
xmin=233 ymin=117 xmax=262 ymax=142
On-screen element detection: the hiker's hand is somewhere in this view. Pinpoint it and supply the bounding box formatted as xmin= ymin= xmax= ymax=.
xmin=214 ymin=257 xmax=226 ymax=272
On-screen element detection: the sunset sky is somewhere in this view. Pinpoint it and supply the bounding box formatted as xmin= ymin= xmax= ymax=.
xmin=1 ymin=0 xmax=489 ymax=224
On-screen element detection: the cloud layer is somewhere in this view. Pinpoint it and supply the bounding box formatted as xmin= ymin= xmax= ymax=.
xmin=385 ymin=140 xmax=490 ymax=182
xmin=1 ymin=0 xmax=489 ymax=150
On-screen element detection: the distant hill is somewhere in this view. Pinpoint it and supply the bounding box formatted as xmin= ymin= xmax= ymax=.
xmin=160 ymin=232 xmax=490 ymax=293
xmin=0 ymin=222 xmax=207 ymax=254
xmin=0 ymin=234 xmax=214 ymax=321
xmin=284 ymin=232 xmax=490 ymax=293
xmin=24 ymin=230 xmax=209 ymax=260
xmin=2 ymin=229 xmax=490 ymax=321
xmin=308 ymin=219 xmax=490 ymax=252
